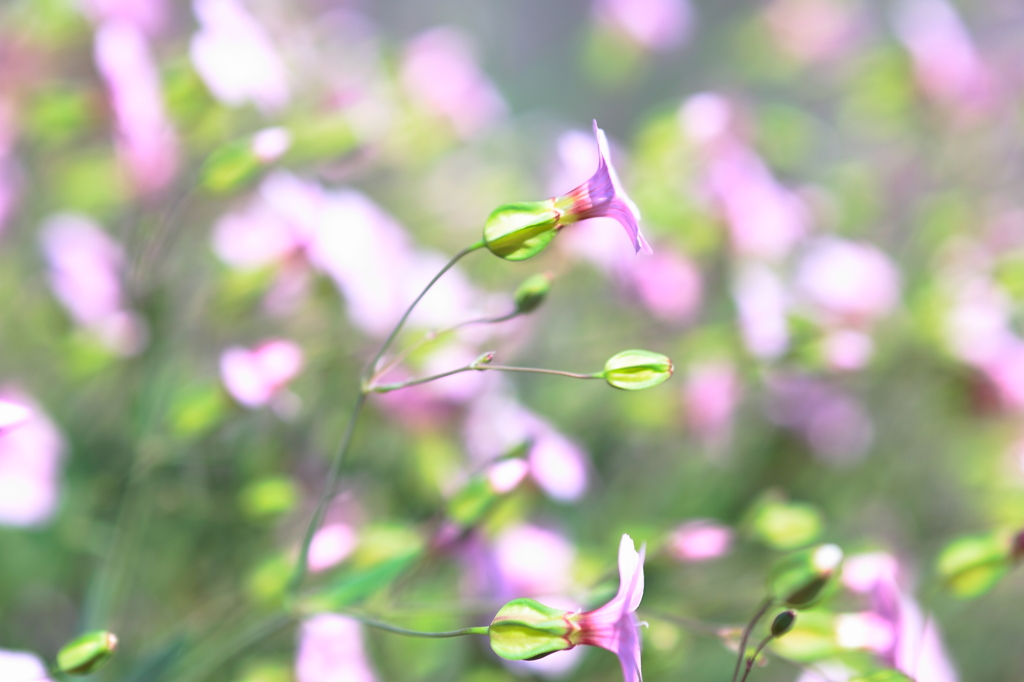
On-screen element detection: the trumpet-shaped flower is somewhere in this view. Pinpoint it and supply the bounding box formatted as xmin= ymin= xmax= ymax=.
xmin=488 ymin=534 xmax=646 ymax=682
xmin=483 ymin=122 xmax=649 ymax=261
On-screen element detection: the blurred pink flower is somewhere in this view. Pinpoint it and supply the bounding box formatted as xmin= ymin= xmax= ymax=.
xmin=566 ymin=534 xmax=646 ymax=682
xmin=822 ymin=329 xmax=875 ymax=371
xmin=251 ymin=126 xmax=292 ymax=163
xmin=464 ymin=391 xmax=589 ymax=502
xmin=764 ymin=0 xmax=860 ymax=63
xmin=486 ymin=458 xmax=530 ymax=494
xmin=593 ymin=0 xmax=694 ymax=51
xmin=400 ymin=27 xmax=506 ymax=139
xmin=0 ymin=392 xmax=65 ymax=527
xmin=733 ymin=263 xmax=789 ymax=359
xmin=296 ymin=614 xmax=376 ymax=682
xmin=307 ymin=522 xmax=357 ymax=573
xmin=683 ymin=363 xmax=741 ymax=448
xmin=0 ymin=649 xmax=52 ymax=682
xmin=795 ymin=237 xmax=901 ymax=326
xmin=835 ymin=611 xmax=897 ymax=654
xmin=494 ymin=524 xmax=577 ymax=599
xmin=79 ymin=0 xmax=168 ymax=35
xmin=892 ymin=0 xmax=998 ymax=111
xmin=0 ymin=400 xmax=31 ymax=432
xmin=668 ymin=519 xmax=733 ymax=562
xmin=190 ymin=0 xmax=290 ymax=113
xmin=629 ymin=248 xmax=702 ymax=323
xmin=767 ymin=374 xmax=874 ymax=464
xmin=40 ymin=213 xmax=147 ymax=355
xmin=94 ymin=21 xmax=178 ymax=194
xmin=220 ymin=339 xmax=303 ymax=409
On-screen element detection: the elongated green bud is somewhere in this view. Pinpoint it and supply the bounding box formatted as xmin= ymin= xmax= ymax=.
xmin=489 ymin=598 xmax=577 ymax=661
xmin=602 ymin=350 xmax=674 ymax=390
xmin=483 ymin=201 xmax=561 ymax=261
xmin=514 ymin=273 xmax=553 ymax=314
xmin=770 ymin=610 xmax=796 ymax=637
xmin=767 ymin=544 xmax=843 ymax=608
xmin=56 ymin=630 xmax=118 ymax=675
xmin=937 ymin=531 xmax=1014 ymax=599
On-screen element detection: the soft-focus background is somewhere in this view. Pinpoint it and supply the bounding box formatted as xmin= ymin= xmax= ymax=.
xmin=2 ymin=0 xmax=1024 ymax=680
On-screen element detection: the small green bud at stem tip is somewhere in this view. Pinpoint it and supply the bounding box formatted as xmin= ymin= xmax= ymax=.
xmin=513 ymin=273 xmax=553 ymax=314
xmin=770 ymin=610 xmax=796 ymax=637
xmin=56 ymin=630 xmax=119 ymax=675
xmin=602 ymin=350 xmax=674 ymax=390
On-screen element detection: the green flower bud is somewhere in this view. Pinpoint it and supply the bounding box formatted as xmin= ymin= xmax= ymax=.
xmin=937 ymin=531 xmax=1013 ymax=599
xmin=770 ymin=610 xmax=796 ymax=637
xmin=56 ymin=630 xmax=118 ymax=675
xmin=514 ymin=273 xmax=553 ymax=314
xmin=483 ymin=202 xmax=561 ymax=261
xmin=489 ymin=598 xmax=577 ymax=661
xmin=767 ymin=544 xmax=843 ymax=608
xmin=849 ymin=671 xmax=914 ymax=682
xmin=602 ymin=350 xmax=674 ymax=390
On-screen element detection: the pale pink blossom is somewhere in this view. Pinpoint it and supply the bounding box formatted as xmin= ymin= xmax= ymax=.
xmin=593 ymin=0 xmax=694 ymax=51
xmin=220 ymin=339 xmax=303 ymax=409
xmin=566 ymin=534 xmax=646 ymax=682
xmin=494 ymin=524 xmax=577 ymax=599
xmin=40 ymin=214 xmax=147 ymax=355
xmin=400 ymin=27 xmax=506 ymax=139
xmin=678 ymin=92 xmax=732 ymax=145
xmin=486 ymin=458 xmax=530 ymax=494
xmin=94 ymin=21 xmax=178 ymax=193
xmin=0 ymin=400 xmax=31 ymax=432
xmin=668 ymin=519 xmax=733 ymax=562
xmin=892 ymin=0 xmax=998 ymax=111
xmin=307 ymin=522 xmax=357 ymax=573
xmin=463 ymin=391 xmax=589 ymax=502
xmin=733 ymin=263 xmax=789 ymax=359
xmin=296 ymin=614 xmax=376 ymax=682
xmin=629 ymin=248 xmax=701 ymax=323
xmin=683 ymin=362 xmax=742 ymax=447
xmin=190 ymin=0 xmax=290 ymax=112
xmin=251 ymin=126 xmax=292 ymax=163
xmin=795 ymin=237 xmax=901 ymax=325
xmin=767 ymin=374 xmax=874 ymax=464
xmin=0 ymin=392 xmax=65 ymax=527
xmin=835 ymin=612 xmax=897 ymax=653
xmin=764 ymin=0 xmax=860 ymax=63
xmin=823 ymin=329 xmax=875 ymax=371
xmin=79 ymin=0 xmax=167 ymax=34
xmin=0 ymin=649 xmax=52 ymax=682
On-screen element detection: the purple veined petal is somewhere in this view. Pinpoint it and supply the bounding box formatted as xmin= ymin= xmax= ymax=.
xmin=592 ymin=122 xmax=651 ymax=255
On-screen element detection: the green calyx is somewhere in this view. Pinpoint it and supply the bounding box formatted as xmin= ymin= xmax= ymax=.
xmin=602 ymin=350 xmax=674 ymax=390
xmin=767 ymin=544 xmax=843 ymax=608
xmin=56 ymin=630 xmax=119 ymax=675
xmin=488 ymin=598 xmax=577 ymax=661
xmin=483 ymin=202 xmax=561 ymax=261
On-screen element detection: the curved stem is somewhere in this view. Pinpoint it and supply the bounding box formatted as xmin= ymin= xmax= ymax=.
xmin=347 ymin=614 xmax=489 ymax=639
xmin=288 ymin=392 xmax=367 ymax=596
xmin=731 ymin=597 xmax=773 ymax=682
xmin=362 ymin=240 xmax=485 ymax=386
xmin=370 ymin=366 xmax=477 ymax=393
xmin=478 ymin=364 xmax=604 ymax=380
xmin=371 ymin=310 xmax=520 ymax=383
xmin=739 ymin=634 xmax=775 ymax=682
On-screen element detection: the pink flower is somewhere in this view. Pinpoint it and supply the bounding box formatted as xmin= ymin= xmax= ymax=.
xmin=494 ymin=524 xmax=577 ymax=600
xmin=0 ymin=648 xmax=52 ymax=682
xmin=795 ymin=237 xmax=901 ymax=326
xmin=629 ymin=248 xmax=702 ymax=323
xmin=0 ymin=392 xmax=65 ymax=527
xmin=566 ymin=534 xmax=646 ymax=682
xmin=553 ymin=122 xmax=651 ymax=256
xmin=190 ymin=0 xmax=290 ymax=112
xmin=668 ymin=520 xmax=733 ymax=562
xmin=219 ymin=339 xmax=303 ymax=409
xmin=683 ymin=362 xmax=741 ymax=448
xmin=79 ymin=0 xmax=168 ymax=35
xmin=296 ymin=614 xmax=376 ymax=682
xmin=94 ymin=21 xmax=179 ymax=194
xmin=400 ymin=27 xmax=506 ymax=139
xmin=592 ymin=0 xmax=694 ymax=52
xmin=763 ymin=0 xmax=860 ymax=64
xmin=307 ymin=522 xmax=357 ymax=573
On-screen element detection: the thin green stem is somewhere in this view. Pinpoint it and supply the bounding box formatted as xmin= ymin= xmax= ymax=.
xmin=371 ymin=310 xmax=520 ymax=383
xmin=479 ymin=364 xmax=604 ymax=380
xmin=739 ymin=634 xmax=775 ymax=682
xmin=362 ymin=240 xmax=485 ymax=386
xmin=370 ymin=366 xmax=477 ymax=393
xmin=288 ymin=392 xmax=367 ymax=596
xmin=346 ymin=614 xmax=489 ymax=638
xmin=731 ymin=598 xmax=773 ymax=682
xmin=369 ymin=361 xmax=603 ymax=393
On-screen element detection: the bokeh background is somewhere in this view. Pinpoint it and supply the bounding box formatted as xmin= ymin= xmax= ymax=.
xmin=2 ymin=0 xmax=1024 ymax=680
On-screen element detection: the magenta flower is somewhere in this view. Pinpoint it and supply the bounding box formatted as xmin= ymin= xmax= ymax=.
xmin=219 ymin=339 xmax=303 ymax=410
xmin=566 ymin=534 xmax=646 ymax=682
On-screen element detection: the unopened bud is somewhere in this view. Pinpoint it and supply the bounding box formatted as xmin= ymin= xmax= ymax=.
xmin=489 ymin=598 xmax=577 ymax=661
xmin=514 ymin=273 xmax=553 ymax=314
xmin=56 ymin=630 xmax=118 ymax=675
xmin=770 ymin=610 xmax=796 ymax=637
xmin=768 ymin=544 xmax=843 ymax=608
xmin=483 ymin=201 xmax=561 ymax=261
xmin=602 ymin=350 xmax=674 ymax=390
xmin=472 ymin=351 xmax=496 ymax=369
xmin=937 ymin=531 xmax=1014 ymax=599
